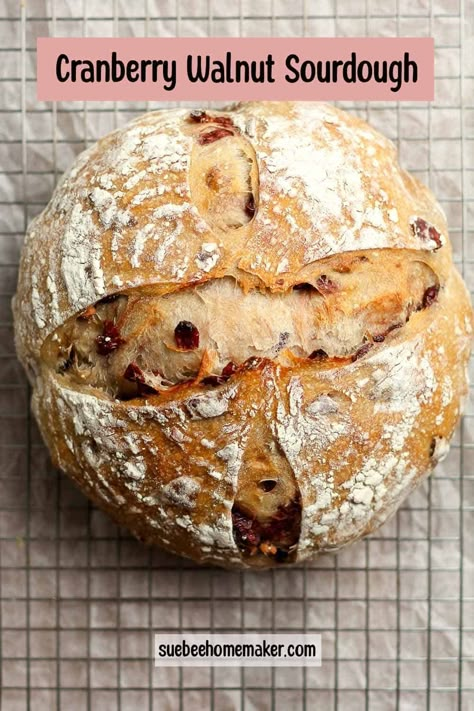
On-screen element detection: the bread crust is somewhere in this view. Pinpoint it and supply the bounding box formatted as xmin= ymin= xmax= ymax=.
xmin=13 ymin=101 xmax=472 ymax=568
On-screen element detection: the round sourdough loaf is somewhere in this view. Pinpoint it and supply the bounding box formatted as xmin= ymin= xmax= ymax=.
xmin=13 ymin=102 xmax=473 ymax=568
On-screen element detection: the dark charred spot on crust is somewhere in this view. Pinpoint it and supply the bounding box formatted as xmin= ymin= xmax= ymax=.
xmin=231 ymin=498 xmax=301 ymax=563
xmin=410 ymin=217 xmax=443 ymax=250
xmin=372 ymin=334 xmax=385 ymax=343
xmin=293 ymin=282 xmax=317 ymax=292
xmin=188 ymin=110 xmax=235 ymax=129
xmin=174 ymin=321 xmax=200 ymax=350
xmin=197 ymin=127 xmax=234 ymax=145
xmin=96 ymin=321 xmax=125 ymax=356
xmin=429 ymin=438 xmax=436 ymax=458
xmin=352 ymin=342 xmax=373 ymax=362
xmin=422 ymin=284 xmax=440 ymax=309
xmin=309 ymin=349 xmax=328 ymax=361
xmin=316 ymin=275 xmax=338 ymax=294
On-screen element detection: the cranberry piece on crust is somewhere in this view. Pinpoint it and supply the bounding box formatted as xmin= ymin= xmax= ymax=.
xmin=198 ymin=128 xmax=234 ymax=145
xmin=410 ymin=216 xmax=443 ymax=250
xmin=316 ymin=275 xmax=338 ymax=294
xmin=188 ymin=110 xmax=235 ymax=129
xmin=96 ymin=321 xmax=125 ymax=356
xmin=352 ymin=342 xmax=373 ymax=362
xmin=174 ymin=321 xmax=200 ymax=350
xmin=422 ymin=285 xmax=440 ymax=308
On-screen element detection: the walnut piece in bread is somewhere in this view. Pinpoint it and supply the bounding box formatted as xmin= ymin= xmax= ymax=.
xmin=13 ymin=102 xmax=472 ymax=568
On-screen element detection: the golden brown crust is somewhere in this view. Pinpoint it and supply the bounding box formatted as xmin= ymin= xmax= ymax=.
xmin=14 ymin=102 xmax=448 ymax=377
xmin=30 ymin=266 xmax=472 ymax=568
xmin=13 ymin=101 xmax=473 ymax=569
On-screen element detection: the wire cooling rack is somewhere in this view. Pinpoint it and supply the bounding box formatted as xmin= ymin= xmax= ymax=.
xmin=0 ymin=1 xmax=472 ymax=709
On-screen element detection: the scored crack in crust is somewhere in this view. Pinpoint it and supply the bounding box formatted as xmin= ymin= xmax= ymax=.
xmin=43 ymin=253 xmax=439 ymax=397
xmin=13 ymin=101 xmax=473 ymax=568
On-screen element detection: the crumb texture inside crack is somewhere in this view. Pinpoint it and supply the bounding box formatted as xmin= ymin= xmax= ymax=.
xmin=43 ymin=251 xmax=438 ymax=399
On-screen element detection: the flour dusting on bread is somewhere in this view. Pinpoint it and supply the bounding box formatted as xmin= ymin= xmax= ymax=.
xmin=13 ymin=102 xmax=472 ymax=568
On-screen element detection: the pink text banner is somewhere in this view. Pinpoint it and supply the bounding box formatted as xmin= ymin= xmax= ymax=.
xmin=37 ymin=37 xmax=434 ymax=102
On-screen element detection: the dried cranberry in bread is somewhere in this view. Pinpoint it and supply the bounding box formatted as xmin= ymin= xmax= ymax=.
xmin=13 ymin=102 xmax=473 ymax=568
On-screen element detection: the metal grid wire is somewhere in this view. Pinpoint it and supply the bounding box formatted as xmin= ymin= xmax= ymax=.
xmin=0 ymin=0 xmax=472 ymax=709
